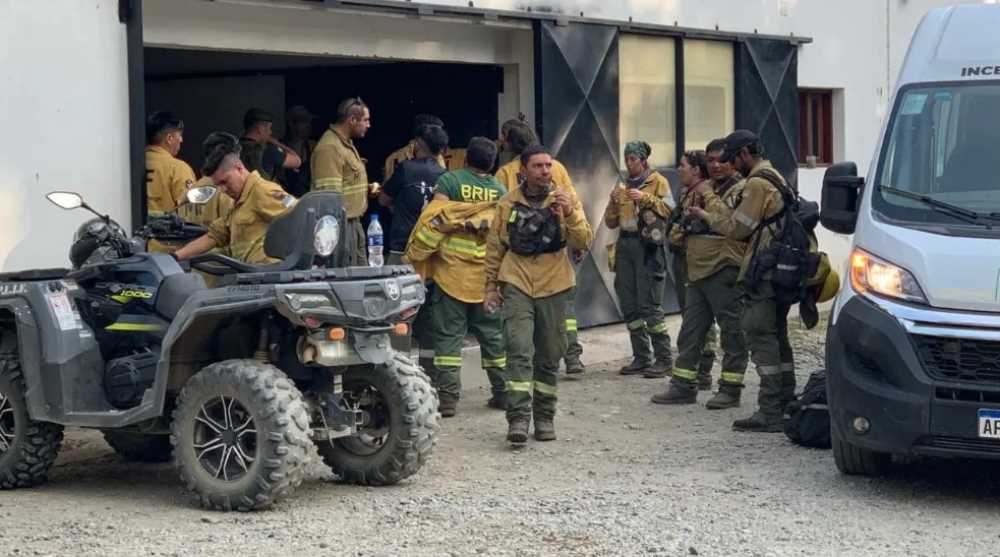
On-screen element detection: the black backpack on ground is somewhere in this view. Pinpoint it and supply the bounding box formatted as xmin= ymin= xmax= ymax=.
xmin=747 ymin=169 xmax=821 ymax=305
xmin=783 ymin=370 xmax=831 ymax=449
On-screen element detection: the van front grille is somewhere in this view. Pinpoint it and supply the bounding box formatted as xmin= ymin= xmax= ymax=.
xmin=913 ymin=335 xmax=1000 ymax=384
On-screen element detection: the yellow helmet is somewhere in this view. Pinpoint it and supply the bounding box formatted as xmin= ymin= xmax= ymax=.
xmin=816 ymin=269 xmax=841 ymax=303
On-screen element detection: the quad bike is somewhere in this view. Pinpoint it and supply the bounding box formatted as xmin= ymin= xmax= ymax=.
xmin=0 ymin=189 xmax=438 ymax=511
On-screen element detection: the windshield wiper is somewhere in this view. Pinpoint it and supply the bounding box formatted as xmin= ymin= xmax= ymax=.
xmin=879 ymin=185 xmax=999 ymax=228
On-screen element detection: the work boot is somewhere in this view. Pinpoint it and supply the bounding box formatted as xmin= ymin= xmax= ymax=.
xmin=732 ymin=411 xmax=783 ymax=432
xmin=642 ymin=359 xmax=673 ymax=379
xmin=650 ymin=380 xmax=697 ymax=405
xmin=565 ymin=358 xmax=586 ymax=376
xmin=486 ymin=392 xmax=507 ymax=410
xmin=733 ymin=373 xmax=783 ymax=432
xmin=438 ymin=395 xmax=458 ymax=418
xmin=705 ymin=385 xmax=742 ymax=410
xmin=507 ymin=419 xmax=530 ymax=446
xmin=619 ymin=359 xmax=652 ymax=376
xmin=533 ymin=418 xmax=556 ymax=441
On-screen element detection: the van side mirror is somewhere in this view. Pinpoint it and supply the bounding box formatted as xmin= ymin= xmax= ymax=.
xmin=821 ymin=162 xmax=864 ymax=234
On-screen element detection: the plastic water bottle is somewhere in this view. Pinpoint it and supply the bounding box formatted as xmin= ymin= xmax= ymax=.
xmin=367 ymin=214 xmax=384 ymax=267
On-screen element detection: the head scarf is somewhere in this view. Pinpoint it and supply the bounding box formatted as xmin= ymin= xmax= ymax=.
xmin=624 ymin=140 xmax=652 ymax=161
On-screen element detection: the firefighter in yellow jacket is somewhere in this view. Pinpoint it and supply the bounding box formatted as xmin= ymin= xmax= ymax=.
xmin=312 ymin=98 xmax=373 ymax=266
xmin=383 ymin=114 xmax=447 ymax=181
xmin=145 ymin=112 xmax=197 ymax=254
xmin=410 ymin=138 xmax=508 ymax=417
xmin=174 ymin=133 xmax=293 ymax=264
xmin=605 ymin=141 xmax=673 ymax=378
xmin=484 ymin=144 xmax=594 ymax=446
xmin=494 ymin=121 xmax=586 ymax=376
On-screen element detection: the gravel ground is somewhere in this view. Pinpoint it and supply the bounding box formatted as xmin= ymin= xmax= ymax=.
xmin=5 ymin=318 xmax=1000 ymax=557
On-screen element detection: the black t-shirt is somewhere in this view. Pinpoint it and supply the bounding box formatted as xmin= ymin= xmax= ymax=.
xmin=383 ymin=157 xmax=446 ymax=252
xmin=240 ymin=137 xmax=286 ymax=181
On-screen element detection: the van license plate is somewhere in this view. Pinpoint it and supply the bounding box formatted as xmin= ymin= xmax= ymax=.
xmin=978 ymin=409 xmax=1000 ymax=439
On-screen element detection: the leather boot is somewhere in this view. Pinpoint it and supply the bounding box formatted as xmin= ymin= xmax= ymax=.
xmin=619 ymin=358 xmax=652 ymax=376
xmin=439 ymin=395 xmax=458 ymax=418
xmin=651 ymin=379 xmax=697 ymax=405
xmin=642 ymin=359 xmax=673 ymax=379
xmin=732 ymin=374 xmax=783 ymax=432
xmin=565 ymin=358 xmax=586 ymax=375
xmin=533 ymin=418 xmax=556 ymax=441
xmin=705 ymin=384 xmax=742 ymax=410
xmin=507 ymin=418 xmax=530 ymax=446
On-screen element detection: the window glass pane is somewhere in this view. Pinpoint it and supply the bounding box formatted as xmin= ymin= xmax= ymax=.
xmin=619 ymin=34 xmax=676 ymax=166
xmin=683 ymin=40 xmax=735 ymax=152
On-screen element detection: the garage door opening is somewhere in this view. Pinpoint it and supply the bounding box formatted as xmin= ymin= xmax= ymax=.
xmin=145 ymin=46 xmax=505 ymax=187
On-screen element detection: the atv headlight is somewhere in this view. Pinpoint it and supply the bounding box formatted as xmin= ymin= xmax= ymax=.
xmin=850 ymin=248 xmax=927 ymax=305
xmin=314 ymin=215 xmax=340 ymax=257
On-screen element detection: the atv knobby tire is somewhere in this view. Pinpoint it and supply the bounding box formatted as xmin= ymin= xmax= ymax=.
xmin=318 ymin=353 xmax=439 ymax=485
xmin=171 ymin=360 xmax=311 ymax=511
xmin=0 ymin=355 xmax=64 ymax=489
xmin=102 ymin=430 xmax=172 ymax=463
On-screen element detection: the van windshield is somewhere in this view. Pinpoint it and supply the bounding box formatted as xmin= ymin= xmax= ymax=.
xmin=875 ymin=83 xmax=1000 ymax=233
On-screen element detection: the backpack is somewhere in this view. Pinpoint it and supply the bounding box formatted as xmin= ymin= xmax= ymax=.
xmin=747 ymin=170 xmax=821 ymax=305
xmin=783 ymin=370 xmax=832 ymax=449
xmin=507 ymin=203 xmax=565 ymax=256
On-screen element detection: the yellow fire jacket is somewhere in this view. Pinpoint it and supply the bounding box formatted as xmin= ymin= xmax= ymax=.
xmin=404 ymin=199 xmax=498 ymax=304
xmin=485 ymin=186 xmax=594 ymax=299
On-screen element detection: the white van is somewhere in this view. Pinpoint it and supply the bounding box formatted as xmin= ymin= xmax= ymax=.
xmin=822 ymin=4 xmax=1000 ymax=474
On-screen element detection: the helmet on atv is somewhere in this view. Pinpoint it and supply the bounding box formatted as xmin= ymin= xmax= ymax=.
xmin=70 ymin=217 xmax=128 ymax=268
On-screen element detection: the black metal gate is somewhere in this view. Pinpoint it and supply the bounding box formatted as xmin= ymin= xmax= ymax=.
xmin=735 ymin=38 xmax=800 ymax=187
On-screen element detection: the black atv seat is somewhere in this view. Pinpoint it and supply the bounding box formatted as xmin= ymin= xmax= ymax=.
xmin=0 ymin=268 xmax=69 ymax=281
xmin=155 ymin=272 xmax=206 ymax=320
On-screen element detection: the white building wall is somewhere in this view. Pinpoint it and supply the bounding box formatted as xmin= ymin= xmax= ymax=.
xmin=0 ymin=0 xmax=131 ymax=272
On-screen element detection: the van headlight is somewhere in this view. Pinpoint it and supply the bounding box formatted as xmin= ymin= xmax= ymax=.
xmin=850 ymin=248 xmax=927 ymax=304
xmin=314 ymin=215 xmax=340 ymax=257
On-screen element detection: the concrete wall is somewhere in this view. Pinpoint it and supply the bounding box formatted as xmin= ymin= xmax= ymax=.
xmin=0 ymin=0 xmax=131 ymax=272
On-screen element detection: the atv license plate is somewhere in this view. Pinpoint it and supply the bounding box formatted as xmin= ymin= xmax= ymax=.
xmin=978 ymin=409 xmax=1000 ymax=439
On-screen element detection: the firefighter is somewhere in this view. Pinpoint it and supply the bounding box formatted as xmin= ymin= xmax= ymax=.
xmin=145 ymin=111 xmax=195 ymax=217
xmin=685 ymin=130 xmax=791 ymax=432
xmin=604 ymin=140 xmax=673 ymax=378
xmin=174 ymin=132 xmax=293 ymax=265
xmin=384 ymin=114 xmax=447 ymax=182
xmin=651 ymin=147 xmax=749 ymax=408
xmin=240 ymin=108 xmax=302 ymax=182
xmin=312 ymin=97 xmax=373 ymax=266
xmin=177 ymin=176 xmax=234 ymax=228
xmin=411 ymin=137 xmax=509 ymax=417
xmin=484 ymin=144 xmax=594 ymax=445
xmin=494 ymin=121 xmax=586 ymax=376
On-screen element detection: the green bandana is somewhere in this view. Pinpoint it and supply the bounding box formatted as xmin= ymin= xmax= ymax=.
xmin=624 ymin=140 xmax=651 ymax=161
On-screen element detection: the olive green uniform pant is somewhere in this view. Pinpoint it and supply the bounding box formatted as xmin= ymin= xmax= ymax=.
xmin=672 ymin=251 xmax=718 ymax=376
xmin=741 ymin=281 xmax=794 ymax=418
xmin=388 ymin=253 xmax=435 ymax=375
xmin=671 ymin=267 xmax=748 ymax=387
xmin=615 ymin=235 xmax=671 ymax=365
xmin=348 ymin=218 xmax=368 ymax=266
xmin=564 ymin=288 xmax=583 ymax=365
xmin=430 ymin=289 xmax=506 ymax=401
xmin=502 ymin=285 xmax=568 ymax=422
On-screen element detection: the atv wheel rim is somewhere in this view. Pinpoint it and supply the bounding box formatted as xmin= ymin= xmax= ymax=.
xmin=193 ymin=396 xmax=257 ymax=482
xmin=0 ymin=393 xmax=13 ymax=455
xmin=338 ymin=384 xmax=390 ymax=456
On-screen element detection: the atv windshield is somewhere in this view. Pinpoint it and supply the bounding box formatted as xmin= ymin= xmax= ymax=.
xmin=874 ymin=82 xmax=1000 ymax=236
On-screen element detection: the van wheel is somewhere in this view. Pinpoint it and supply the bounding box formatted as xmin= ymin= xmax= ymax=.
xmin=318 ymin=354 xmax=439 ymax=485
xmin=101 ymin=430 xmax=172 ymax=463
xmin=171 ymin=360 xmax=311 ymax=511
xmin=0 ymin=355 xmax=64 ymax=489
xmin=833 ymin=434 xmax=890 ymax=476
